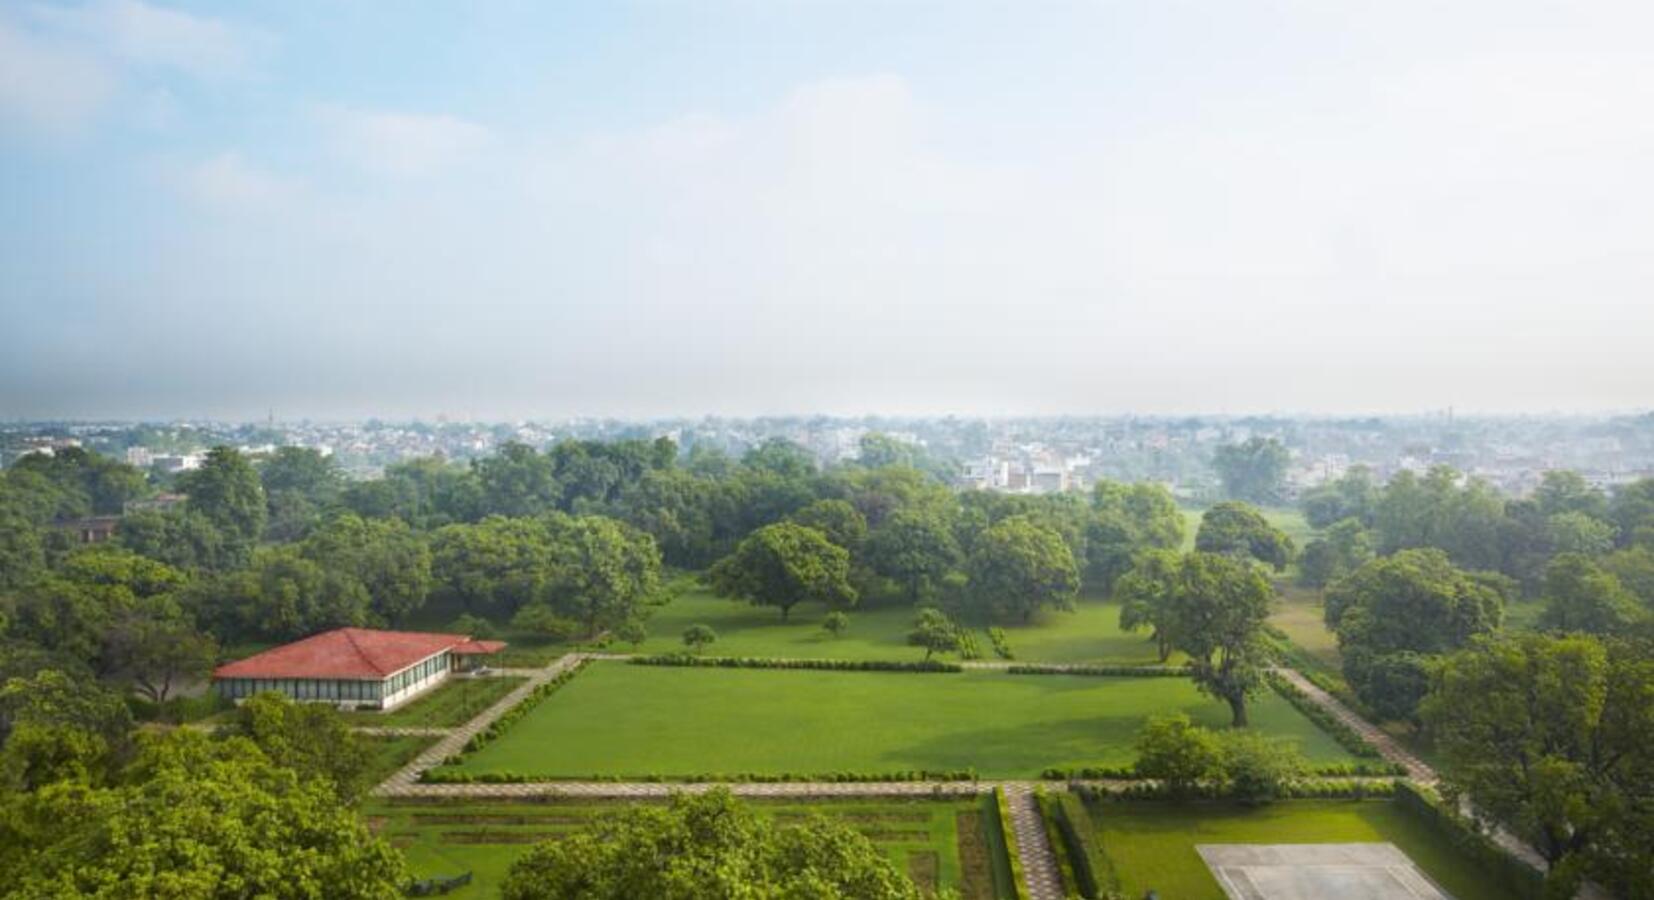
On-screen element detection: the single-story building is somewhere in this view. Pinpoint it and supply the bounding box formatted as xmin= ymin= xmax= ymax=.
xmin=213 ymin=628 xmax=506 ymax=711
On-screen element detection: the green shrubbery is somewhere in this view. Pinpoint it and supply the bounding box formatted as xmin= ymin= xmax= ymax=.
xmin=1393 ymin=781 xmax=1544 ymax=900
xmin=1075 ymin=779 xmax=1397 ymax=802
xmin=1264 ymin=670 xmax=1386 ymax=759
xmin=987 ymin=627 xmax=1014 ymax=660
xmin=420 ymin=768 xmax=979 ymax=785
xmin=628 ymin=654 xmax=962 ymax=673
xmin=1004 ymin=664 xmax=1187 ymax=677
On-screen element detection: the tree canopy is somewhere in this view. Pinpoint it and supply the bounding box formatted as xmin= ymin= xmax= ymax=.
xmin=707 ymin=522 xmax=857 ymax=620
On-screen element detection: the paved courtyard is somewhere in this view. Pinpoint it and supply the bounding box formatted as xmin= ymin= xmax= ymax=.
xmin=1197 ymin=843 xmax=1450 ymax=900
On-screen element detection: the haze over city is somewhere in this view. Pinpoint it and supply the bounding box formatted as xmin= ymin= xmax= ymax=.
xmin=5 ymin=0 xmax=1654 ymax=420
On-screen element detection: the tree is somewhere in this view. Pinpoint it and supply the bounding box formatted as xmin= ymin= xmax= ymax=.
xmin=1133 ymin=713 xmax=1223 ymax=798
xmin=545 ymin=515 xmax=662 ymax=638
xmin=179 ymin=446 xmax=266 ymax=555
xmin=1603 ymin=545 xmax=1654 ymax=612
xmin=965 ymin=516 xmax=1080 ymax=624
xmin=8 ymin=548 xmax=187 ymax=675
xmin=1325 ymin=549 xmax=1504 ymax=722
xmin=0 ymin=669 xmax=133 ymax=791
xmin=1085 ymin=480 xmax=1185 ymax=595
xmin=707 ymin=523 xmax=857 ymax=621
xmin=1372 ymin=467 xmax=1507 ymax=573
xmin=866 ymin=508 xmax=959 ymax=603
xmin=430 ymin=516 xmax=557 ymax=618
xmin=103 ymin=602 xmax=217 ymax=703
xmin=1211 ymin=437 xmax=1289 ymax=504
xmin=682 ymin=623 xmax=717 ymax=654
xmin=1139 ymin=552 xmax=1274 ymax=726
xmin=906 ymin=608 xmax=961 ymax=660
xmin=473 ymin=441 xmax=560 ymax=517
xmin=1299 ymin=466 xmax=1379 ymax=529
xmin=303 ymin=513 xmax=433 ymax=626
xmin=1115 ymin=549 xmax=1181 ymax=662
xmin=741 ymin=438 xmax=818 ymax=480
xmin=1296 ymin=518 xmax=1374 ymax=588
xmin=1195 ymin=501 xmax=1294 ymax=572
xmin=1538 ymin=553 xmax=1643 ymax=635
xmin=1609 ymin=477 xmax=1654 ymax=548
xmin=790 ymin=499 xmax=868 ymax=556
xmin=1547 ymin=511 xmax=1619 ymax=557
xmin=3 ymin=730 xmax=405 ymax=900
xmin=118 ymin=507 xmax=232 ymax=571
xmin=822 ymin=610 xmax=849 ymax=639
xmin=613 ymin=618 xmax=648 ymax=649
xmin=1421 ymin=633 xmax=1654 ymax=895
xmin=1535 ymin=470 xmax=1608 ymax=520
xmin=202 ymin=545 xmax=370 ymax=642
xmin=511 ymin=603 xmax=580 ymax=641
xmin=228 ymin=692 xmax=373 ymax=803
xmin=260 ymin=447 xmax=344 ymax=541
xmin=500 ymin=788 xmax=920 ymax=900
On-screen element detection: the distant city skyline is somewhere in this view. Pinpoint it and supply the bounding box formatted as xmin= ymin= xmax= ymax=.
xmin=5 ymin=1 xmax=1654 ymax=419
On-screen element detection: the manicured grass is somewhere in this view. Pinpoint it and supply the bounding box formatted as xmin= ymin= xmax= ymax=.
xmin=1270 ymin=582 xmax=1342 ymax=672
xmin=1090 ymin=799 xmax=1508 ymax=900
xmin=1181 ymin=506 xmax=1315 ymax=551
xmin=363 ymin=795 xmax=1001 ymax=899
xmin=633 ymin=585 xmax=1177 ymax=665
xmin=361 ymin=734 xmax=440 ymax=787
xmin=342 ymin=675 xmax=526 ymax=728
xmin=447 ymin=662 xmax=1356 ymax=779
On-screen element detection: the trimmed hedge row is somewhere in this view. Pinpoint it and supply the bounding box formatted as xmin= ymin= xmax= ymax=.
xmin=1394 ymin=782 xmax=1545 ymax=900
xmin=1004 ymin=664 xmax=1188 ymax=677
xmin=1040 ymin=765 xmax=1136 ymax=781
xmin=1075 ymin=778 xmax=1399 ymax=802
xmin=1264 ymin=670 xmax=1385 ymax=760
xmin=1046 ymin=791 xmax=1121 ymax=900
xmin=420 ymin=768 xmax=980 ymax=785
xmin=629 ymin=654 xmax=963 ymax=673
xmin=1033 ymin=790 xmax=1083 ymax=898
xmin=993 ymin=787 xmax=1031 ymax=900
xmin=459 ymin=661 xmax=587 ymax=756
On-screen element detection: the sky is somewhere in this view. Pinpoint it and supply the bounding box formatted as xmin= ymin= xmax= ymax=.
xmin=3 ymin=0 xmax=1653 ymax=421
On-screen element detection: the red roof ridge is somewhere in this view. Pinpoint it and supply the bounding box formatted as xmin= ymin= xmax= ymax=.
xmin=336 ymin=627 xmax=385 ymax=676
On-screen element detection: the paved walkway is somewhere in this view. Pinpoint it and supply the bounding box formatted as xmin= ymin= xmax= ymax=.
xmin=1271 ymin=667 xmax=1434 ymax=783
xmin=373 ymin=653 xmax=585 ymax=794
xmin=349 ymin=725 xmax=451 ymax=737
xmin=1001 ymin=784 xmax=1066 ymax=900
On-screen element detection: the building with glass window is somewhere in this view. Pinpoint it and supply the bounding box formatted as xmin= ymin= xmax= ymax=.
xmin=213 ymin=628 xmax=506 ymax=711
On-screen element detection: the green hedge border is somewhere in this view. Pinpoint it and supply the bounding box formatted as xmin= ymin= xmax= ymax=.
xmin=1264 ymin=670 xmax=1390 ymax=761
xmin=1046 ymin=790 xmax=1120 ymax=900
xmin=1004 ymin=664 xmax=1188 ymax=677
xmin=993 ymin=787 xmax=1032 ymax=900
xmin=419 ymin=768 xmax=979 ymax=785
xmin=1394 ymin=782 xmax=1545 ymax=900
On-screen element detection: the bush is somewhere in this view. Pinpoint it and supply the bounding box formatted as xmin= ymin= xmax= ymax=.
xmin=1046 ymin=791 xmax=1122 ymax=899
xmin=1132 ymin=713 xmax=1224 ymax=798
xmin=681 ymin=623 xmax=717 ymax=654
xmin=986 ymin=626 xmax=1014 ymax=660
xmin=420 ymin=768 xmax=979 ymax=785
xmin=1005 ymin=664 xmax=1188 ymax=677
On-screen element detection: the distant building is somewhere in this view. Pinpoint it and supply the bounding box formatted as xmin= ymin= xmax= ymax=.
xmin=59 ymin=515 xmax=120 ymax=544
xmin=125 ymin=492 xmax=188 ymax=514
xmin=213 ymin=628 xmax=506 ymax=711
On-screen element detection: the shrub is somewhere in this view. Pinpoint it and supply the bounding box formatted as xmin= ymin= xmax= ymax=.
xmin=1005 ymin=664 xmax=1188 ymax=677
xmin=1216 ymin=729 xmax=1308 ymax=805
xmin=1132 ymin=713 xmax=1225 ymax=798
xmin=1264 ymin=670 xmax=1385 ymax=759
xmin=822 ymin=611 xmax=849 ymax=638
xmin=987 ymin=627 xmax=1014 ymax=660
xmin=628 ymin=655 xmax=963 ymax=673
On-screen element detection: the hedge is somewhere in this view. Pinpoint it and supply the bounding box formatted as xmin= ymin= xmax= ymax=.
xmin=1048 ymin=791 xmax=1120 ymax=900
xmin=1004 ymin=664 xmax=1188 ymax=677
xmin=1040 ymin=762 xmax=1403 ymax=781
xmin=1033 ymin=790 xmax=1082 ymax=898
xmin=1264 ymin=670 xmax=1385 ymax=760
xmin=1394 ymin=782 xmax=1545 ymax=900
xmin=457 ymin=661 xmax=586 ymax=756
xmin=1074 ymin=778 xmax=1399 ymax=802
xmin=993 ymin=787 xmax=1032 ymax=900
xmin=404 ymin=872 xmax=471 ymax=896
xmin=420 ymin=768 xmax=980 ymax=785
xmin=629 ymin=654 xmax=963 ymax=673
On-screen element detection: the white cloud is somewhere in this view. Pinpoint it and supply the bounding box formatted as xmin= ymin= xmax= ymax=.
xmin=29 ymin=0 xmax=262 ymax=77
xmin=320 ymin=106 xmax=495 ymax=177
xmin=183 ymin=152 xmax=294 ymax=209
xmin=0 ymin=19 xmax=115 ymax=134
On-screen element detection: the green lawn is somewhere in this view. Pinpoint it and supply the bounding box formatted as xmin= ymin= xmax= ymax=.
xmin=1091 ymin=799 xmax=1508 ymax=900
xmin=364 ymin=795 xmax=1004 ymax=899
xmin=1270 ymin=582 xmax=1342 ymax=672
xmin=342 ymin=675 xmax=526 ymax=728
xmin=361 ymin=734 xmax=439 ymax=787
xmin=632 ymin=585 xmax=1176 ymax=665
xmin=446 ymin=662 xmax=1355 ymax=779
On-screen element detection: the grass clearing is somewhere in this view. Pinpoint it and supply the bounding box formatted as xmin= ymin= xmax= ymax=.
xmin=446 ymin=662 xmax=1355 ymax=779
xmin=361 ymin=733 xmax=439 ymax=786
xmin=632 ymin=584 xmax=1177 ymax=665
xmin=1090 ymin=799 xmax=1508 ymax=900
xmin=342 ymin=674 xmax=525 ymax=728
xmin=363 ymin=795 xmax=1001 ymax=899
xmin=1270 ymin=582 xmax=1342 ymax=672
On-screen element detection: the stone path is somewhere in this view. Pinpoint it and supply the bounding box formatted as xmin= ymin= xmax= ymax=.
xmin=1001 ymin=784 xmax=1066 ymax=900
xmin=350 ymin=725 xmax=451 ymax=737
xmin=1271 ymin=668 xmax=1434 ymax=782
xmin=373 ymin=653 xmax=585 ymax=794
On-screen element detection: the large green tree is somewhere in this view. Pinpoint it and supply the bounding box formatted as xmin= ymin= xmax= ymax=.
xmin=430 ymin=516 xmax=558 ymax=617
xmin=1324 ymin=548 xmax=1504 ymax=722
xmin=500 ymin=789 xmax=920 ymax=900
xmin=1299 ymin=466 xmax=1379 ymax=529
xmin=228 ymin=692 xmax=373 ymax=803
xmin=1538 ymin=553 xmax=1643 ymax=635
xmin=1085 ymin=480 xmax=1185 ymax=594
xmin=303 ymin=513 xmax=433 ymax=626
xmin=966 ymin=516 xmax=1080 ymax=624
xmin=1195 ymin=501 xmax=1294 ymax=572
xmin=544 ymin=515 xmax=662 ymax=638
xmin=867 ymin=508 xmax=959 ymax=603
xmin=1296 ymin=518 xmax=1374 ymax=589
xmin=1121 ymin=552 xmax=1274 ymax=726
xmin=1211 ymin=437 xmax=1289 ymax=504
xmin=1421 ymin=634 xmax=1654 ymax=896
xmin=707 ymin=522 xmax=856 ymax=621
xmin=179 ymin=446 xmax=267 ymax=555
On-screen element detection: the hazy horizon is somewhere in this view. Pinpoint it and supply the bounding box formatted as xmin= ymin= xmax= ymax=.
xmin=5 ymin=1 xmax=1653 ymax=420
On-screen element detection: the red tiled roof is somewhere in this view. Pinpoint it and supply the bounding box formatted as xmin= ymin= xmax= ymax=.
xmin=214 ymin=628 xmax=481 ymax=680
xmin=453 ymin=639 xmax=507 ymax=655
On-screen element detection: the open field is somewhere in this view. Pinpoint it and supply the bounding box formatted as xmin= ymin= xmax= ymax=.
xmin=364 ymin=795 xmax=1006 ymax=899
xmin=1270 ymin=583 xmax=1342 ymax=672
xmin=343 ymin=674 xmax=526 ymax=728
xmin=1090 ymin=800 xmax=1507 ymax=900
xmin=1181 ymin=506 xmax=1315 ymax=552
xmin=633 ymin=585 xmax=1178 ymax=665
xmin=446 ymin=662 xmax=1355 ymax=779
